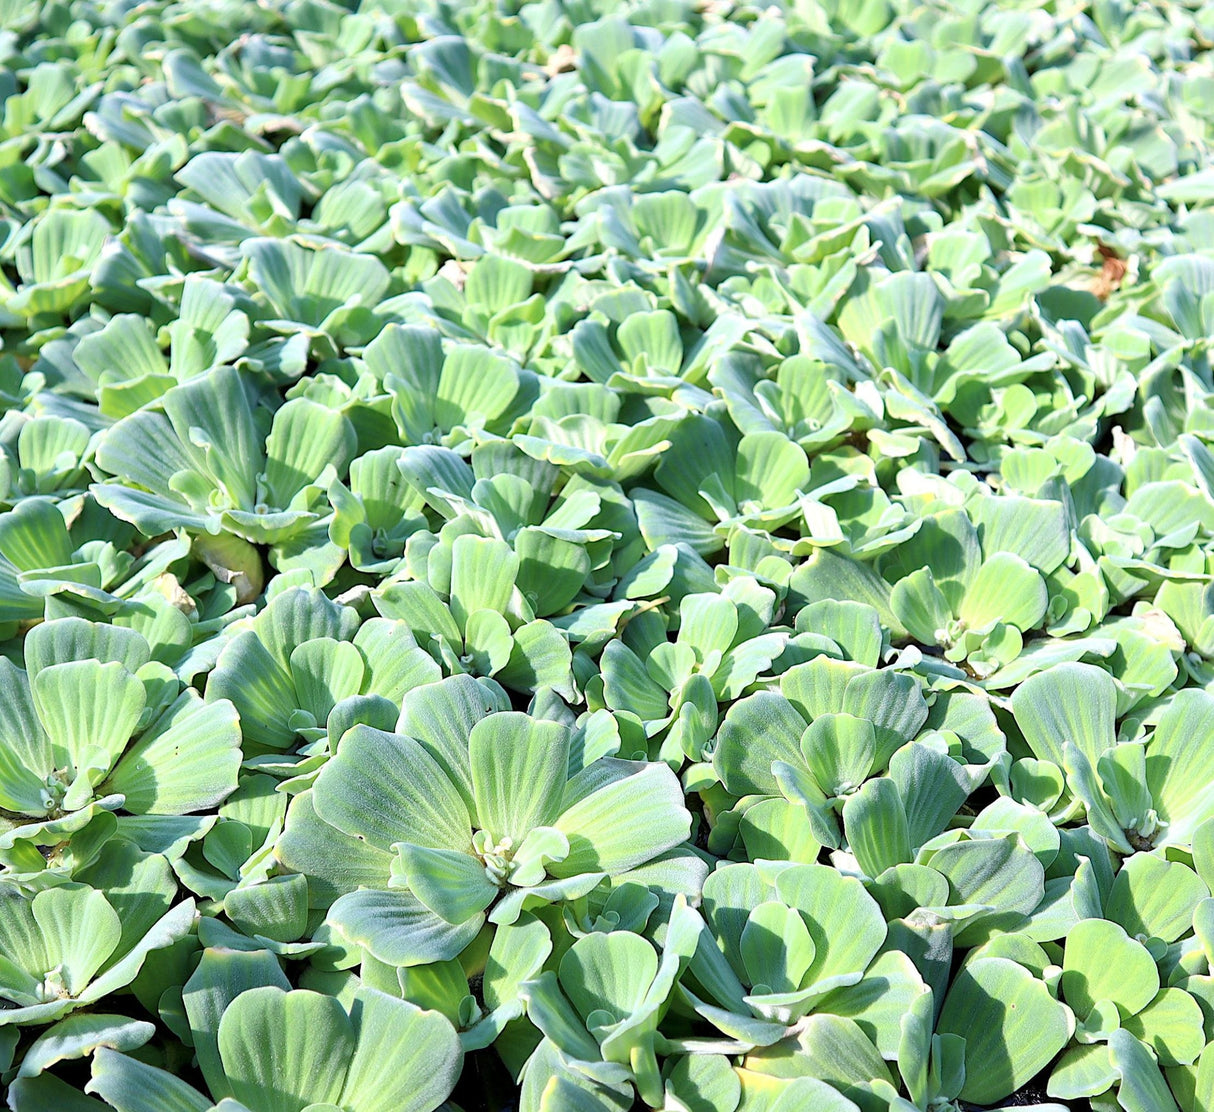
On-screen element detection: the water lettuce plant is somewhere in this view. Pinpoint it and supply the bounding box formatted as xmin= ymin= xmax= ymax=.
xmin=3 ymin=0 xmax=1214 ymax=1108
xmin=0 ymin=848 xmax=194 ymax=1028
xmin=92 ymin=367 xmax=356 ymax=587
xmin=0 ymin=616 xmax=241 ymax=859
xmin=277 ymin=676 xmax=691 ymax=968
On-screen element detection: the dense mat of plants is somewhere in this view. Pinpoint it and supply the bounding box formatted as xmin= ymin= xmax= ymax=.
xmin=3 ymin=0 xmax=1214 ymax=1109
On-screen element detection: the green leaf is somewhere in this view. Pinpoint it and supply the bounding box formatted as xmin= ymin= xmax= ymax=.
xmin=162 ymin=366 xmax=260 ymax=511
xmin=678 ymin=593 xmax=739 ymax=664
xmin=263 ymin=399 xmax=355 ymax=508
xmin=88 ymin=1047 xmax=212 ymax=1112
xmin=182 ymin=947 xmax=291 ymax=1102
xmin=889 ymin=742 xmax=972 ymax=850
xmin=17 ymin=1014 xmax=155 ymax=1080
xmin=740 ymin=797 xmax=823 ymax=865
xmin=80 ymin=899 xmax=196 ymax=1004
xmin=106 ymin=693 xmax=241 ymax=815
xmin=218 ymin=988 xmax=353 ymax=1112
xmin=33 ymin=660 xmax=146 ymax=786
xmin=789 ymin=550 xmax=903 ymax=639
xmin=1061 ymin=918 xmax=1158 ymax=1021
xmin=1106 ymin=853 xmax=1209 ymax=944
xmin=311 ymin=726 xmax=471 ymax=852
xmin=634 ymin=488 xmax=725 ymax=556
xmin=618 ymin=310 xmax=683 ymax=374
xmin=469 ymin=712 xmax=570 ymax=844
xmin=289 ymin=639 xmax=365 ymax=725
xmin=328 ymin=889 xmax=483 ymax=967
xmin=603 ymin=640 xmax=674 ymax=722
xmin=801 ymin=713 xmax=875 ymax=797
xmin=449 ymin=535 xmax=518 ymax=631
xmin=970 ymin=495 xmax=1071 ymax=574
xmin=1066 ymin=741 xmax=1133 ymax=855
xmin=1187 ymin=1041 xmax=1214 ymax=1112
xmin=276 ymin=791 xmax=394 ymax=909
xmin=842 ymin=777 xmax=911 ymax=878
xmin=938 ymin=957 xmax=1073 ymax=1105
xmin=25 ymin=619 xmax=151 ymax=678
xmin=0 ymin=499 xmax=73 ymax=571
xmin=224 ymin=875 xmax=310 ymax=944
xmin=497 ymin=619 xmax=574 ymax=697
xmin=1123 ymin=987 xmax=1206 ymax=1067
xmin=515 ymin=529 xmax=591 ymax=616
xmin=798 ymin=601 xmax=883 ymax=668
xmin=397 ymin=674 xmax=505 ymax=814
xmin=890 ymin=568 xmax=951 ymax=645
xmin=353 ymin=620 xmax=441 ymax=704
xmin=244 ymin=237 xmax=389 ymax=332
xmin=78 ymin=842 xmax=182 ymax=960
xmin=482 ymin=913 xmax=553 ymax=1011
xmin=461 ymin=608 xmax=514 ymax=676
xmin=257 ymin=588 xmax=360 ymax=671
xmin=1011 ymin=662 xmax=1118 ymax=767
xmin=735 ymin=432 xmax=809 ymax=510
xmin=1048 ymin=1043 xmax=1117 ymax=1101
xmin=664 ymin=1054 xmax=741 ymax=1112
xmin=841 ymin=670 xmax=928 ymax=771
xmin=560 ymin=930 xmax=657 ymax=1024
xmin=552 ymin=761 xmax=689 ymax=876
xmin=436 ymin=347 xmax=528 ymax=435
xmin=1108 ymin=1027 xmax=1180 ymax=1112
xmin=714 ymin=692 xmax=805 ymax=797
xmin=959 ymin=552 xmax=1047 ymax=632
xmin=339 ymin=987 xmax=462 ymax=1112
xmin=1147 ymin=690 xmax=1214 ymax=847
xmin=34 ymin=886 xmax=122 ymax=996
xmin=740 ymin=901 xmax=815 ymax=995
xmin=774 ymin=864 xmax=886 ymax=997
xmin=11 ymin=1072 xmax=114 ymax=1111
xmin=206 ymin=633 xmax=296 ymax=749
xmin=745 ymin=1013 xmax=892 ymax=1090
xmin=814 ymin=949 xmax=928 ymax=1059
xmin=0 ymin=659 xmax=51 ymax=813
xmin=880 ymin=509 xmax=977 ymax=614
xmin=396 ymin=845 xmax=496 ymax=924
xmin=926 ymin=834 xmax=1044 ymax=946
